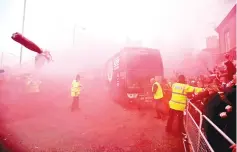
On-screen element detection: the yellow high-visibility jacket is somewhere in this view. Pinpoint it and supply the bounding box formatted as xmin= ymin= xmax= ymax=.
xmin=71 ymin=80 xmax=81 ymax=97
xmin=152 ymin=82 xmax=163 ymax=99
xmin=27 ymin=80 xmax=41 ymax=93
xmin=169 ymin=83 xmax=194 ymax=111
xmin=194 ymin=87 xmax=204 ymax=95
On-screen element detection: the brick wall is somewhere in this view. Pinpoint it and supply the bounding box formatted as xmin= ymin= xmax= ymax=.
xmin=217 ymin=5 xmax=236 ymax=53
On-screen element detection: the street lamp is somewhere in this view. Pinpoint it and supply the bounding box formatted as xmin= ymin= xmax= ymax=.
xmin=73 ymin=24 xmax=86 ymax=46
xmin=19 ymin=0 xmax=27 ymax=65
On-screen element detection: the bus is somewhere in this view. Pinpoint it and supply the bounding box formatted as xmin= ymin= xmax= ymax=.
xmin=104 ymin=47 xmax=164 ymax=104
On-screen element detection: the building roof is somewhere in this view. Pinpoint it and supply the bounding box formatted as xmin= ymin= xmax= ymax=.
xmin=202 ymin=48 xmax=219 ymax=53
xmin=216 ymin=4 xmax=236 ymax=33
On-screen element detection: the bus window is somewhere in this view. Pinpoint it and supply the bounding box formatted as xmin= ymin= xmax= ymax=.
xmin=126 ymin=52 xmax=163 ymax=72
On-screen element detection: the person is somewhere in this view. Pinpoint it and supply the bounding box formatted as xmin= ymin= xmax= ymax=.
xmin=192 ymin=81 xmax=232 ymax=152
xmin=71 ymin=74 xmax=82 ymax=111
xmin=224 ymin=73 xmax=236 ymax=144
xmin=166 ymin=75 xmax=194 ymax=135
xmin=224 ymin=54 xmax=236 ymax=82
xmin=21 ymin=74 xmax=41 ymax=103
xmin=161 ymin=78 xmax=172 ymax=102
xmin=25 ymin=74 xmax=41 ymax=94
xmin=35 ymin=51 xmax=53 ymax=69
xmin=226 ymin=73 xmax=236 ymax=88
xmin=204 ymin=85 xmax=231 ymax=152
xmin=151 ymin=76 xmax=165 ymax=119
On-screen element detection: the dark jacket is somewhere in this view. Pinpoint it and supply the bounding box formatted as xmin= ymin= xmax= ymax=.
xmin=224 ymin=85 xmax=236 ymax=142
xmin=203 ymin=92 xmax=229 ymax=152
xmin=224 ymin=60 xmax=236 ymax=82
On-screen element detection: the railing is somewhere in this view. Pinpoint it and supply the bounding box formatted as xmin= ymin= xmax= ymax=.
xmin=0 ymin=52 xmax=19 ymax=67
xmin=0 ymin=52 xmax=35 ymax=69
xmin=184 ymin=100 xmax=235 ymax=152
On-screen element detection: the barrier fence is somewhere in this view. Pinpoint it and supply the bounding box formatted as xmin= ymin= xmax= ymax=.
xmin=184 ymin=100 xmax=235 ymax=152
xmin=0 ymin=52 xmax=19 ymax=68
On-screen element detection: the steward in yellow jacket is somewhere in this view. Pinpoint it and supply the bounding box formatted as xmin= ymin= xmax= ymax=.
xmin=71 ymin=74 xmax=82 ymax=111
xmin=166 ymin=75 xmax=195 ymax=135
xmin=25 ymin=74 xmax=41 ymax=93
xmin=152 ymin=79 xmax=164 ymax=119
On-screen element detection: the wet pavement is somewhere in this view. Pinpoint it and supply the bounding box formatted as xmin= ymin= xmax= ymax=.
xmin=0 ymin=77 xmax=184 ymax=152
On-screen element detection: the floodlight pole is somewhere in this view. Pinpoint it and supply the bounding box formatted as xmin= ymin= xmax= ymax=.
xmin=20 ymin=0 xmax=27 ymax=65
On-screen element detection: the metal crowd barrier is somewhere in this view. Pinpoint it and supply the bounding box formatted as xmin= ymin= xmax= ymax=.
xmin=0 ymin=52 xmax=19 ymax=67
xmin=184 ymin=100 xmax=235 ymax=152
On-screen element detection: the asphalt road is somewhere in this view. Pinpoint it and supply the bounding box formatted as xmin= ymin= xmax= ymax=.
xmin=0 ymin=76 xmax=184 ymax=152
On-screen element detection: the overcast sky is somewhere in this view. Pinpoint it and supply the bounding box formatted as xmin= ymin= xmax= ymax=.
xmin=0 ymin=0 xmax=236 ymax=66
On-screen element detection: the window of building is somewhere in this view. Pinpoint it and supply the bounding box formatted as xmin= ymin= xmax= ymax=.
xmin=224 ymin=30 xmax=230 ymax=52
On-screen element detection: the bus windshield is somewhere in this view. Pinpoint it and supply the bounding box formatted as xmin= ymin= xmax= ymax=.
xmin=126 ymin=51 xmax=163 ymax=71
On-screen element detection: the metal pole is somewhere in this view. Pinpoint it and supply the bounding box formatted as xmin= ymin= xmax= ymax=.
xmin=73 ymin=24 xmax=76 ymax=46
xmin=20 ymin=0 xmax=27 ymax=65
xmin=73 ymin=25 xmax=86 ymax=47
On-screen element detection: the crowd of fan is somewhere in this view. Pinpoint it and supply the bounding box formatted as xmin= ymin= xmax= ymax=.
xmin=186 ymin=54 xmax=236 ymax=152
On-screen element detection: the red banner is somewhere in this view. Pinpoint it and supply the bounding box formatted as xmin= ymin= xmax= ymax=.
xmin=11 ymin=32 xmax=43 ymax=54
